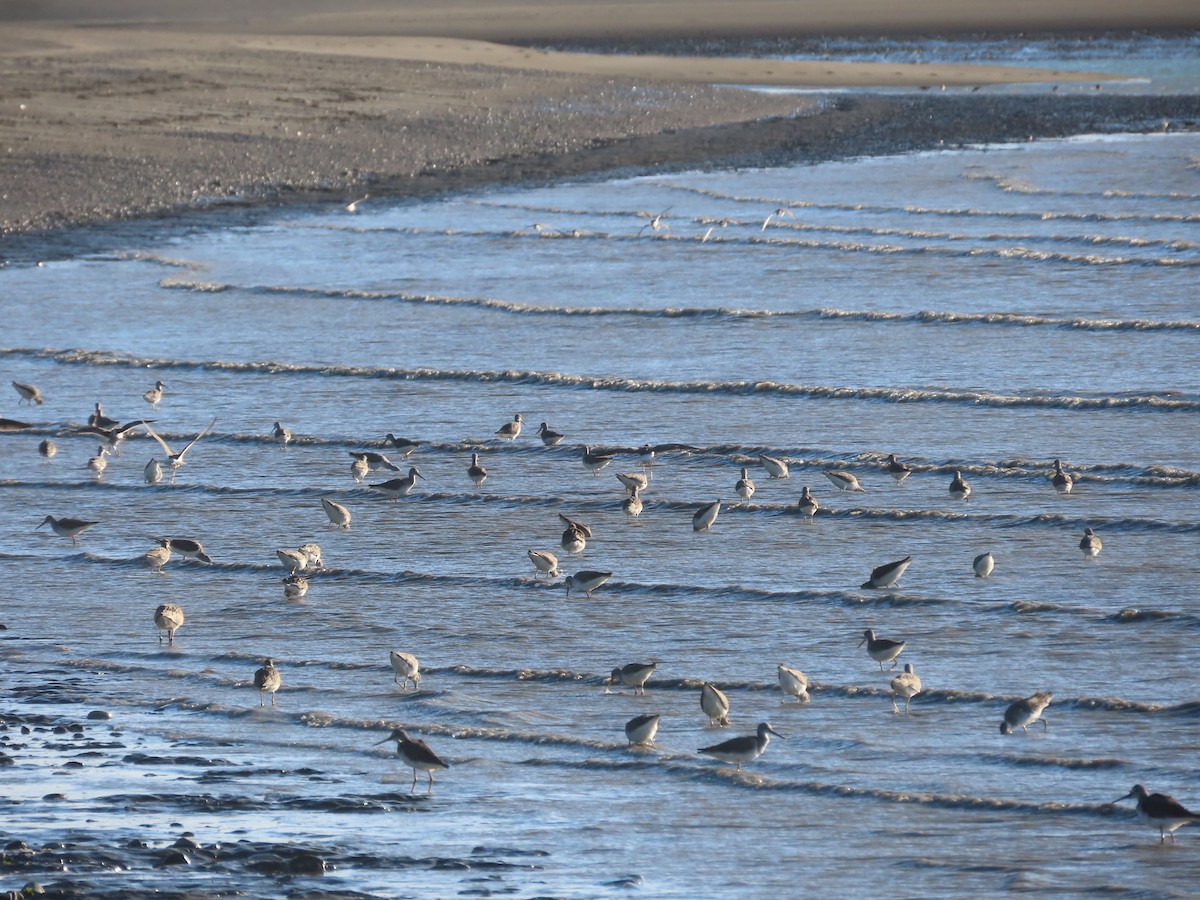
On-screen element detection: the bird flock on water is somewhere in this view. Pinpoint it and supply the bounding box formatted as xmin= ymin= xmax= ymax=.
xmin=7 ymin=378 xmax=1191 ymax=835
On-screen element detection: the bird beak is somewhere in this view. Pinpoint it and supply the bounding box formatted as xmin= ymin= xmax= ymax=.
xmin=768 ymin=726 xmax=784 ymax=738
xmin=857 ymin=637 xmax=866 ymax=647
xmin=374 ymin=733 xmax=396 ymax=746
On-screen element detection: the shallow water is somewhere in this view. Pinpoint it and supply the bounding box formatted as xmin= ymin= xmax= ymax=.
xmin=2 ymin=128 xmax=1199 ymax=897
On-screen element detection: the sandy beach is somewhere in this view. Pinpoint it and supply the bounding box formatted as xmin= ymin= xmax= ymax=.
xmin=1 ymin=1 xmax=1197 ymax=250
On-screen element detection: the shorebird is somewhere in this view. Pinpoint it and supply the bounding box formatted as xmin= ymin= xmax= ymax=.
xmin=891 ymin=663 xmax=922 ymax=713
xmin=154 ymin=603 xmax=185 ymax=644
xmin=561 ymin=524 xmax=587 ymax=556
xmin=622 ymin=487 xmax=643 ymax=519
xmin=140 ymin=417 xmax=216 ymax=478
xmin=389 ymin=651 xmax=421 ymax=690
xmin=824 ymin=470 xmax=865 ymax=493
xmin=283 ymin=574 xmax=309 ymax=600
xmin=1000 ymin=691 xmax=1052 ymax=734
xmin=144 ymin=458 xmax=163 ymax=485
xmin=777 ymin=664 xmax=810 ymax=703
xmin=376 ymin=727 xmax=449 ymax=793
xmin=371 ymin=467 xmax=423 ymax=499
xmin=384 ymin=434 xmax=419 ymax=458
xmin=699 ymin=722 xmax=782 ymax=771
xmin=351 ymin=456 xmax=369 ymax=483
xmin=0 ymin=416 xmax=32 ymax=431
xmin=162 ymin=537 xmax=212 ymax=564
xmin=861 ymin=556 xmax=912 ymax=589
xmin=86 ymin=445 xmax=110 ymax=477
xmin=36 ymin=515 xmax=98 ymax=545
xmin=349 ymin=450 xmax=400 ymax=472
xmin=527 ymin=549 xmax=560 ymax=579
xmin=495 ymin=413 xmax=522 ymax=440
xmin=557 ymin=514 xmax=593 ymax=538
xmin=345 ymin=194 xmax=369 ymax=213
xmin=320 ymin=497 xmax=351 ymax=528
xmin=734 ymin=467 xmax=755 ymax=502
xmin=467 ymin=453 xmax=488 ymax=486
xmin=616 ymin=472 xmax=649 ymax=495
xmin=1080 ymin=527 xmax=1102 ymax=558
xmin=143 ymin=380 xmax=165 ymax=406
xmin=565 ymin=570 xmax=612 ymax=598
xmin=884 ymin=454 xmax=911 ymax=483
xmin=272 ymin=421 xmax=292 ymax=445
xmin=12 ymin=381 xmax=43 ymax=405
xmin=973 ymin=551 xmax=995 ymax=578
xmin=537 ymin=422 xmax=564 ymax=447
xmin=77 ymin=418 xmax=148 ymax=453
xmin=1115 ymin=785 xmax=1200 ymax=843
xmin=144 ymin=542 xmax=171 ymax=575
xmin=276 ymin=548 xmax=309 ymax=574
xmin=759 ymin=454 xmax=789 ymax=478
xmin=582 ymin=446 xmax=614 ymax=475
xmin=949 ymin=470 xmax=971 ymax=500
xmin=89 ymin=403 xmax=119 ymax=431
xmin=298 ymin=543 xmax=323 ymax=570
xmin=624 ymin=713 xmax=661 ymax=747
xmin=254 ymin=658 xmax=281 ymax=706
xmin=796 ymin=486 xmax=819 ymax=523
xmin=701 ymin=682 xmax=731 ymax=727
xmin=762 ymin=207 xmax=795 ymax=230
xmin=860 ymin=629 xmax=905 ymax=670
xmin=638 ymin=208 xmax=671 ymax=235
xmin=38 ymin=439 xmax=56 ymax=458
xmin=692 ymin=500 xmax=721 ymax=533
xmin=1051 ymin=458 xmax=1073 ymax=494
xmin=607 ymin=662 xmax=657 ymax=695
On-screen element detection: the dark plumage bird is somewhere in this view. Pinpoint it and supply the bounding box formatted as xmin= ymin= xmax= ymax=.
xmin=884 ymin=454 xmax=911 ymax=483
xmin=624 ymin=713 xmax=661 ymax=746
xmin=376 ymin=727 xmax=450 ymax=793
xmin=254 ymin=658 xmax=281 ymax=706
xmin=859 ymin=629 xmax=905 ymax=670
xmin=699 ymin=722 xmax=782 ymax=771
xmin=1000 ymin=691 xmax=1052 ymax=735
xmin=1115 ymin=784 xmax=1200 ymax=843
xmin=607 ymin=662 xmax=657 ymax=695
xmin=861 ymin=556 xmax=912 ymax=589
xmin=161 ymin=537 xmax=212 ymax=564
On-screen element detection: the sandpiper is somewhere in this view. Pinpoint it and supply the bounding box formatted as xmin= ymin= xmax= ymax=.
xmin=320 ymin=497 xmax=351 ymax=528
xmin=283 ymin=574 xmax=309 ymax=600
xmin=701 ymin=682 xmax=731 ymax=727
xmin=389 ymin=651 xmax=421 ymax=690
xmin=496 ymin=413 xmax=522 ymax=440
xmin=759 ymin=454 xmax=789 ymax=478
xmin=298 ymin=543 xmax=323 ymax=570
xmin=973 ymin=551 xmax=995 ymax=578
xmin=12 ymin=381 xmax=43 ymax=405
xmin=884 ymin=454 xmax=911 ymax=483
xmin=272 ymin=421 xmax=292 ymax=445
xmin=949 ymin=470 xmax=971 ymax=500
xmin=777 ymin=664 xmax=809 ymax=703
xmin=537 ymin=422 xmax=564 ymax=447
xmin=371 ymin=467 xmax=423 ymax=499
xmin=1080 ymin=527 xmax=1102 ymax=558
xmin=565 ymin=570 xmax=612 ymax=598
xmin=38 ymin=439 xmax=56 ymax=459
xmin=824 ymin=470 xmax=865 ymax=493
xmin=467 ymin=453 xmax=488 ymax=486
xmin=692 ymin=500 xmax=721 ymax=532
xmin=1051 ymin=458 xmax=1073 ymax=494
xmin=154 ymin=603 xmax=185 ymax=644
xmin=607 ymin=662 xmax=657 ymax=695
xmin=624 ymin=713 xmax=661 ymax=747
xmin=1114 ymin=784 xmax=1200 ymax=843
xmin=582 ymin=446 xmax=614 ymax=475
xmin=376 ymin=727 xmax=449 ymax=793
xmin=735 ymin=467 xmax=755 ymax=501
xmin=860 ymin=629 xmax=905 ymax=670
xmin=891 ymin=663 xmax=922 ymax=713
xmin=162 ymin=537 xmax=212 ymax=564
xmin=143 ymin=380 xmax=165 ymax=406
xmin=384 ymin=434 xmax=419 ymax=458
xmin=144 ymin=542 xmax=171 ymax=575
xmin=350 ymin=450 xmax=400 ymax=471
xmin=36 ymin=515 xmax=98 ymax=545
xmin=1000 ymin=691 xmax=1052 ymax=735
xmin=276 ymin=548 xmax=309 ymax=574
xmin=861 ymin=556 xmax=912 ymax=589
xmin=699 ymin=722 xmax=782 ymax=771
xmin=796 ymin=486 xmax=819 ymax=523
xmin=527 ymin=549 xmax=560 ymax=579
xmin=254 ymin=658 xmax=281 ymax=706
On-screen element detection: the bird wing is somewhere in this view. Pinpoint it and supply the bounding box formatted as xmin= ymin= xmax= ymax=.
xmin=138 ymin=420 xmax=174 ymax=456
xmin=176 ymin=417 xmax=217 ymax=459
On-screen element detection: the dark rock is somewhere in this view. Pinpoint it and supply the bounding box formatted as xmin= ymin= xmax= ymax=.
xmin=154 ymin=849 xmax=190 ymax=867
xmin=286 ymin=852 xmax=327 ymax=875
xmin=86 ymin=711 xmax=112 ymax=720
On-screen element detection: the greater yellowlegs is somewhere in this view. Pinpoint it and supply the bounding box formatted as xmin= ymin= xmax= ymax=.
xmin=735 ymin=467 xmax=755 ymax=501
xmin=777 ymin=664 xmax=809 ymax=703
xmin=797 ymin=486 xmax=818 ymax=523
xmin=154 ymin=603 xmax=185 ymax=644
xmin=1000 ymin=691 xmax=1052 ymax=734
xmin=12 ymin=381 xmax=43 ymax=405
xmin=890 ymin=663 xmax=921 ymax=713
xmin=254 ymin=658 xmax=281 ymax=706
xmin=700 ymin=682 xmax=731 ymax=727
xmin=272 ymin=421 xmax=292 ymax=445
xmin=824 ymin=470 xmax=865 ymax=493
xmin=495 ymin=413 xmax=522 ymax=440
xmin=607 ymin=662 xmax=657 ymax=695
xmin=861 ymin=556 xmax=912 ymax=589
xmin=692 ymin=500 xmax=721 ymax=533
xmin=565 ymin=570 xmax=612 ymax=598
xmin=537 ymin=422 xmax=564 ymax=447
xmin=389 ymin=651 xmax=421 ymax=690
xmin=162 ymin=537 xmax=212 ymax=564
xmin=143 ymin=380 xmax=165 ymax=406
xmin=1115 ymin=785 xmax=1200 ymax=843
xmin=384 ymin=434 xmax=419 ymax=458
xmin=467 ymin=453 xmax=488 ymax=485
xmin=860 ymin=629 xmax=905 ymax=670
xmin=884 ymin=454 xmax=911 ymax=483
xmin=699 ymin=722 xmax=781 ymax=771
xmin=624 ymin=713 xmax=661 ymax=746
xmin=582 ymin=446 xmax=614 ymax=475
xmin=759 ymin=454 xmax=789 ymax=478
xmin=376 ymin=727 xmax=449 ymax=793
xmin=320 ymin=497 xmax=351 ymax=528
xmin=1051 ymin=458 xmax=1073 ymax=494
xmin=949 ymin=470 xmax=971 ymax=500
xmin=36 ymin=515 xmax=98 ymax=545
xmin=973 ymin=551 xmax=995 ymax=578
xmin=1080 ymin=527 xmax=1102 ymax=558
xmin=527 ymin=549 xmax=560 ymax=579
xmin=371 ymin=467 xmax=423 ymax=499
